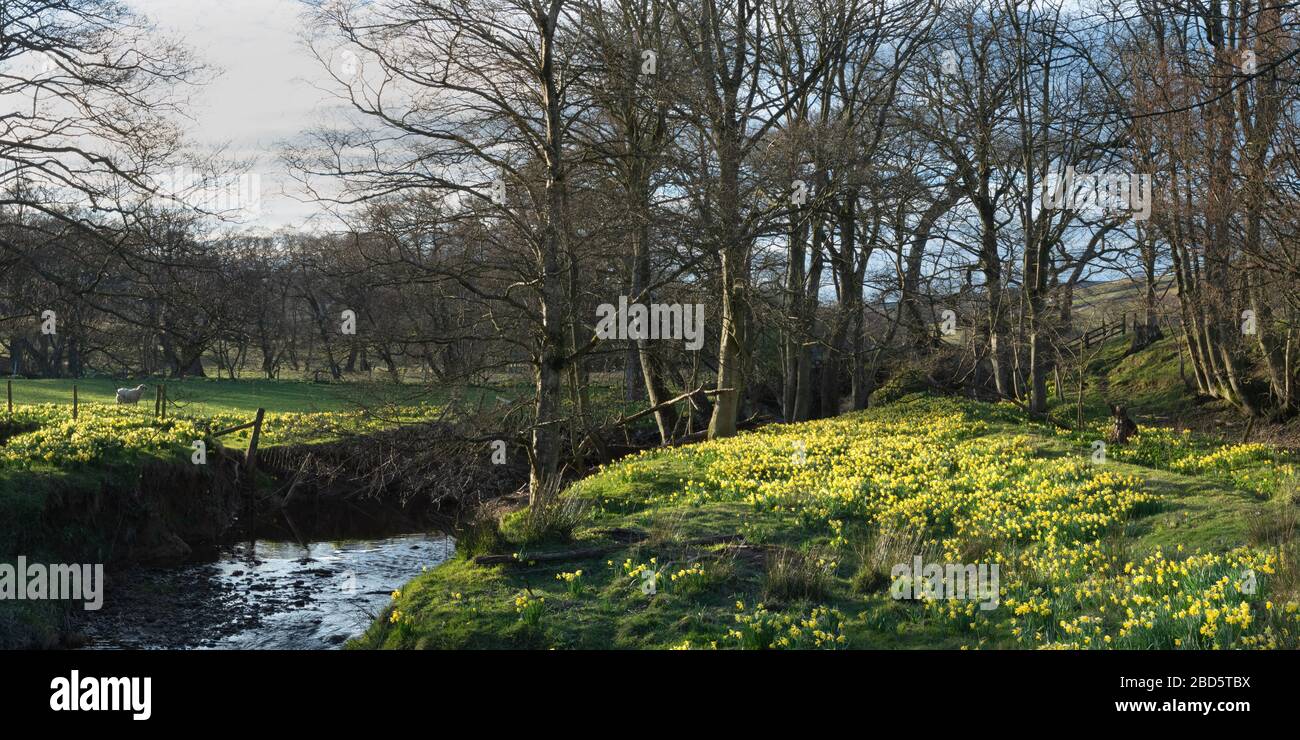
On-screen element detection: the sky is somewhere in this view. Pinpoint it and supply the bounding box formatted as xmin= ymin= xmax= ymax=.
xmin=128 ymin=0 xmax=342 ymax=231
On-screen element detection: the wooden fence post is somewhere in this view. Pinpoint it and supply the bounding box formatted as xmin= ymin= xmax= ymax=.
xmin=245 ymin=407 xmax=266 ymax=486
xmin=72 ymin=385 xmax=78 ymax=420
xmin=161 ymin=384 xmax=167 ymax=421
xmin=155 ymin=385 xmax=162 ymax=418
xmin=6 ymin=380 xmax=11 ymax=416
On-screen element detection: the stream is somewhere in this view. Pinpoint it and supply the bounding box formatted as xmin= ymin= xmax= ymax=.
xmin=77 ymin=533 xmax=455 ymax=650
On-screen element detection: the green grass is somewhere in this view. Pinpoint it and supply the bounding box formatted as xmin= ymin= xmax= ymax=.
xmin=1106 ymin=337 xmax=1197 ymax=417
xmin=1047 ymin=334 xmax=1195 ymax=427
xmin=6 ymin=377 xmax=451 ymax=415
xmin=355 ymin=394 xmax=1300 ymax=650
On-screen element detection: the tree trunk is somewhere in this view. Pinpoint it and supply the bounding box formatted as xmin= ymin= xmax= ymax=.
xmin=631 ymin=213 xmax=676 ymax=441
xmin=708 ymin=135 xmax=746 ymax=439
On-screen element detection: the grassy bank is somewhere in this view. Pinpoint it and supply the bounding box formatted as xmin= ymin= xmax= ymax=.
xmin=356 ymin=394 xmax=1300 ymax=650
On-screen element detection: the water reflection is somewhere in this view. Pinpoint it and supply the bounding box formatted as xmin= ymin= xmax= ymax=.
xmin=82 ymin=533 xmax=454 ymax=650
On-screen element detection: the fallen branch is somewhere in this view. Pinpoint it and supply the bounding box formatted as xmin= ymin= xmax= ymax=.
xmin=472 ymin=533 xmax=745 ymax=566
xmin=612 ymin=386 xmax=709 ymax=426
xmin=473 ymin=545 xmax=624 ymax=566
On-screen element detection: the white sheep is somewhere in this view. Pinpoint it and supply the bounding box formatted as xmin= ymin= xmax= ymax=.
xmin=115 ymin=384 xmax=150 ymax=405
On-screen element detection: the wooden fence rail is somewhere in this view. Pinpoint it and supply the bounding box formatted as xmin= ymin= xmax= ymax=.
xmin=1061 ymin=313 xmax=1128 ymax=353
xmin=210 ymin=407 xmax=266 ymax=476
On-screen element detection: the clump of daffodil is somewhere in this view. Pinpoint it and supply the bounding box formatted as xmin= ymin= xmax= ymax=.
xmin=727 ymin=602 xmax=847 ymax=650
xmin=555 ymin=569 xmax=585 ymax=597
xmin=514 ymin=592 xmax=545 ymax=626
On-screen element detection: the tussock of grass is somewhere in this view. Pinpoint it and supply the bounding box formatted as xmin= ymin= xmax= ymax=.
xmin=1247 ymin=502 xmax=1297 ymax=549
xmin=763 ymin=547 xmax=835 ymax=603
xmin=852 ymin=527 xmax=928 ymax=594
xmin=499 ymin=494 xmax=588 ymax=549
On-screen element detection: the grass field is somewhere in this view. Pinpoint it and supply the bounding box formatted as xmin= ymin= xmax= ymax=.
xmin=3 ymin=374 xmax=644 ymax=420
xmin=5 ymin=377 xmax=447 ymax=415
xmin=1070 ymin=276 xmax=1178 ymax=325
